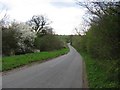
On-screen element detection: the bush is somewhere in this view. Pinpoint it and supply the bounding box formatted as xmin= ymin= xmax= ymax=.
xmin=34 ymin=35 xmax=64 ymax=51
xmin=85 ymin=13 xmax=120 ymax=59
xmin=72 ymin=2 xmax=120 ymax=88
xmin=2 ymin=22 xmax=36 ymax=56
xmin=2 ymin=27 xmax=20 ymax=56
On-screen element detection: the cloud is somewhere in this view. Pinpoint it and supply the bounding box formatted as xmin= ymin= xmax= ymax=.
xmin=49 ymin=7 xmax=85 ymax=35
xmin=49 ymin=0 xmax=79 ymax=8
xmin=0 ymin=0 xmax=86 ymax=35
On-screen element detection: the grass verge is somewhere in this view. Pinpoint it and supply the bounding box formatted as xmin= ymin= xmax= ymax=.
xmin=80 ymin=51 xmax=119 ymax=88
xmin=2 ymin=48 xmax=69 ymax=71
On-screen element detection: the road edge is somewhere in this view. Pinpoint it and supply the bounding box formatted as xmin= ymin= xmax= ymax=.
xmin=82 ymin=60 xmax=89 ymax=89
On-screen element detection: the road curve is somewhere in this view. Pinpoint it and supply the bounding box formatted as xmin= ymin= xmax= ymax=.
xmin=3 ymin=44 xmax=83 ymax=88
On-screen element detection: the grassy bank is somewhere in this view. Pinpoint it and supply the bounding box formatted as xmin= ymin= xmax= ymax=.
xmin=80 ymin=51 xmax=119 ymax=88
xmin=2 ymin=48 xmax=69 ymax=71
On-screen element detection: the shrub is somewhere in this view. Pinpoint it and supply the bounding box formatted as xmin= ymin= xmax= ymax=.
xmin=34 ymin=35 xmax=64 ymax=51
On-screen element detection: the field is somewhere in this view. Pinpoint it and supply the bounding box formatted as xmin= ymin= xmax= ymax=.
xmin=2 ymin=48 xmax=69 ymax=71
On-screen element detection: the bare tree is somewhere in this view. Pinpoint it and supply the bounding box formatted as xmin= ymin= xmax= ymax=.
xmin=74 ymin=22 xmax=89 ymax=36
xmin=76 ymin=1 xmax=119 ymax=22
xmin=77 ymin=2 xmax=106 ymax=18
xmin=74 ymin=28 xmax=81 ymax=36
xmin=27 ymin=15 xmax=51 ymax=34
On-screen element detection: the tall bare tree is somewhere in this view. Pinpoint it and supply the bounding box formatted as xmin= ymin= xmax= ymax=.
xmin=27 ymin=15 xmax=51 ymax=34
xmin=77 ymin=1 xmax=119 ymax=22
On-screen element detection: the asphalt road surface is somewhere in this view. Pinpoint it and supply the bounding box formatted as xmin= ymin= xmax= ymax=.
xmin=2 ymin=44 xmax=83 ymax=88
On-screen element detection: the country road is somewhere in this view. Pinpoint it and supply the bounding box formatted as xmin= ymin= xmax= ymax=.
xmin=2 ymin=44 xmax=84 ymax=88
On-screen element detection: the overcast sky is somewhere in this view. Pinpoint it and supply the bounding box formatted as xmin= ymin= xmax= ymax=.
xmin=0 ymin=0 xmax=87 ymax=35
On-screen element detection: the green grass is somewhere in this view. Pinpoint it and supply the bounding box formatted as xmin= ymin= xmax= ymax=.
xmin=2 ymin=48 xmax=69 ymax=71
xmin=80 ymin=52 xmax=119 ymax=88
